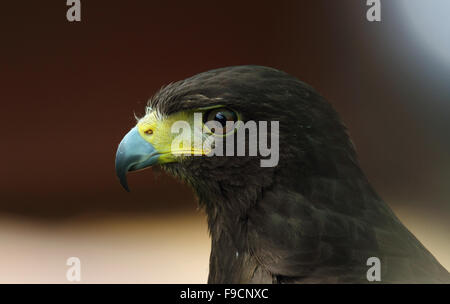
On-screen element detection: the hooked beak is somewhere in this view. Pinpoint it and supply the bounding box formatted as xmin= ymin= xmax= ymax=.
xmin=115 ymin=127 xmax=160 ymax=191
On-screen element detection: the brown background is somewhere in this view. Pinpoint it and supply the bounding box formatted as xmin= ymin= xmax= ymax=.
xmin=0 ymin=1 xmax=448 ymax=282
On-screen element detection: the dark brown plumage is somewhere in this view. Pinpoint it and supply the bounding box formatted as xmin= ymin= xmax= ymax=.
xmin=122 ymin=65 xmax=450 ymax=283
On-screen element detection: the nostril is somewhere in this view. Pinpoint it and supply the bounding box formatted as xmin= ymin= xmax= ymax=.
xmin=144 ymin=129 xmax=153 ymax=135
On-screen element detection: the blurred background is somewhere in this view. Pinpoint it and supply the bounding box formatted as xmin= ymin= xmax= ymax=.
xmin=0 ymin=0 xmax=449 ymax=283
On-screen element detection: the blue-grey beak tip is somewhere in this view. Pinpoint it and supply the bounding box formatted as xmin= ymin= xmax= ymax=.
xmin=115 ymin=127 xmax=159 ymax=192
xmin=118 ymin=170 xmax=131 ymax=192
xmin=115 ymin=147 xmax=132 ymax=192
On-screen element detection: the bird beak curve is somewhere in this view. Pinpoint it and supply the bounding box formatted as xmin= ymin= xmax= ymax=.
xmin=115 ymin=127 xmax=160 ymax=192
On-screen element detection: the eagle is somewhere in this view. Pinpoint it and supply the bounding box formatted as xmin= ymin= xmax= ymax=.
xmin=115 ymin=65 xmax=449 ymax=283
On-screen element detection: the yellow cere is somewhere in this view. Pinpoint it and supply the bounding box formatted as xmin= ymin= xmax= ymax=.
xmin=136 ymin=110 xmax=213 ymax=163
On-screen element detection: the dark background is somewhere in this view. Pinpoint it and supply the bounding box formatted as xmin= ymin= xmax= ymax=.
xmin=0 ymin=1 xmax=448 ymax=282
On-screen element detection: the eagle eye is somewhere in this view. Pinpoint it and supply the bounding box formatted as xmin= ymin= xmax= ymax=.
xmin=203 ymin=108 xmax=238 ymax=135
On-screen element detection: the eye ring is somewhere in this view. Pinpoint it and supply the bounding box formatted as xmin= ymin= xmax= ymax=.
xmin=203 ymin=107 xmax=238 ymax=135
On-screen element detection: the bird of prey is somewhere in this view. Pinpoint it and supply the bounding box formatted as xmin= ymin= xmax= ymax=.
xmin=115 ymin=65 xmax=449 ymax=283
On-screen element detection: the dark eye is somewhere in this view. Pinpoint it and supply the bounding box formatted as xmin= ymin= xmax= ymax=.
xmin=203 ymin=108 xmax=238 ymax=134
